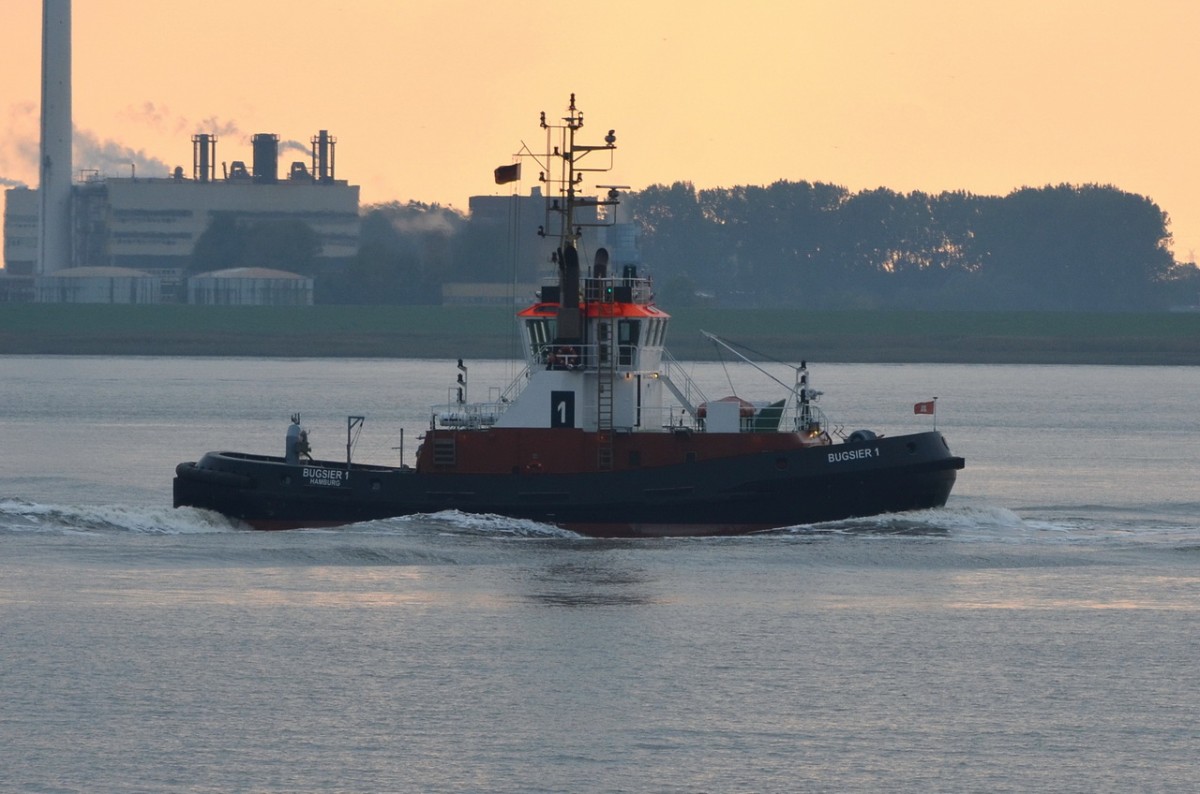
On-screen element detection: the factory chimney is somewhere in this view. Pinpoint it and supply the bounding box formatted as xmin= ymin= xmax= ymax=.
xmin=38 ymin=0 xmax=72 ymax=274
xmin=252 ymin=133 xmax=279 ymax=184
xmin=193 ymin=133 xmax=216 ymax=182
xmin=311 ymin=130 xmax=336 ymax=183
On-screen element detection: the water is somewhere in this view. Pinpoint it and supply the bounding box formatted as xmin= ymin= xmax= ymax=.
xmin=2 ymin=356 xmax=1199 ymax=792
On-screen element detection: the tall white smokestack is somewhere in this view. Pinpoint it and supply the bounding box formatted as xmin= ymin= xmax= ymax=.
xmin=38 ymin=0 xmax=71 ymax=274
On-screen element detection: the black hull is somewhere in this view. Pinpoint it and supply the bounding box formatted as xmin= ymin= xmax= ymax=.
xmin=174 ymin=431 xmax=964 ymax=538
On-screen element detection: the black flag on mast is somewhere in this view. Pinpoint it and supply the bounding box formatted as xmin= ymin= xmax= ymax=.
xmin=494 ymin=163 xmax=521 ymax=184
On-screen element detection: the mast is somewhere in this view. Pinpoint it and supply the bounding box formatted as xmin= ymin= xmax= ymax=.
xmin=532 ymin=94 xmax=620 ymax=346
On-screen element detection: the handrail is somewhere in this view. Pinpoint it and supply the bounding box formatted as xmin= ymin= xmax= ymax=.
xmin=660 ymin=349 xmax=707 ymax=419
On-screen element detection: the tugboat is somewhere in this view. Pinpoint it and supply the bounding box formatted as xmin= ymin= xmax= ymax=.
xmin=174 ymin=95 xmax=965 ymax=537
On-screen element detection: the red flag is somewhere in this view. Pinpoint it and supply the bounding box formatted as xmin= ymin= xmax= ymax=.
xmin=914 ymin=400 xmax=936 ymax=415
xmin=494 ymin=163 xmax=521 ymax=184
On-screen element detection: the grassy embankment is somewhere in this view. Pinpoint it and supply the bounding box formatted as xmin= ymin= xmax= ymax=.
xmin=1 ymin=304 xmax=1198 ymax=364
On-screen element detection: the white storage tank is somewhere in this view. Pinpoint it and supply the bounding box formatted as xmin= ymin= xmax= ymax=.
xmin=187 ymin=267 xmax=313 ymax=306
xmin=35 ymin=266 xmax=162 ymax=303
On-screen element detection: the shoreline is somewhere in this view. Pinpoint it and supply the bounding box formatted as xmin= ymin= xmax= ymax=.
xmin=2 ymin=305 xmax=1198 ymax=365
xmin=3 ymin=333 xmax=1196 ymax=365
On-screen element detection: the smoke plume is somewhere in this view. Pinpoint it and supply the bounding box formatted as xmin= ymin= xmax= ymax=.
xmin=120 ymin=102 xmax=244 ymax=141
xmin=0 ymin=102 xmax=39 ymax=185
xmin=279 ymin=139 xmax=310 ymax=157
xmin=73 ymin=126 xmax=171 ymax=178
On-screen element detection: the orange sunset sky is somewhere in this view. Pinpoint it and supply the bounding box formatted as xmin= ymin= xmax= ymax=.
xmin=2 ymin=0 xmax=1199 ymax=266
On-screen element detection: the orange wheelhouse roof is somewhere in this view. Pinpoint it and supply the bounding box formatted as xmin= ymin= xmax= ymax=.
xmin=518 ymin=302 xmax=670 ymax=319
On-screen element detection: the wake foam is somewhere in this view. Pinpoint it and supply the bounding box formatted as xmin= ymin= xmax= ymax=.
xmin=784 ymin=503 xmax=1200 ymax=547
xmin=0 ymin=500 xmax=571 ymax=540
xmin=399 ymin=510 xmax=578 ymax=539
xmin=772 ymin=504 xmax=1024 ymax=538
xmin=0 ymin=497 xmax=242 ymax=535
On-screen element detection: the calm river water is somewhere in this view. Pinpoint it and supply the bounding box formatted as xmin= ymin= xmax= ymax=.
xmin=2 ymin=356 xmax=1198 ymax=792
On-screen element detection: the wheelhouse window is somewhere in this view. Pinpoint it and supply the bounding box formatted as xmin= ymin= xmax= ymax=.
xmin=618 ymin=320 xmax=640 ymax=366
xmin=525 ymin=318 xmax=556 ymax=360
xmin=644 ymin=318 xmax=666 ymax=348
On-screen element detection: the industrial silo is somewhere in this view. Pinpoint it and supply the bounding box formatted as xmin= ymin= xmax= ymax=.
xmin=35 ymin=266 xmax=162 ymax=303
xmin=186 ymin=267 xmax=313 ymax=306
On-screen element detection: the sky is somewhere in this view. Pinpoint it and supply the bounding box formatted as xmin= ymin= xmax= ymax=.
xmin=2 ymin=0 xmax=1199 ymax=265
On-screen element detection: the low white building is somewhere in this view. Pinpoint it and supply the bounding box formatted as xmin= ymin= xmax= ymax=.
xmin=187 ymin=267 xmax=313 ymax=306
xmin=442 ymin=282 xmax=540 ymax=305
xmin=35 ymin=266 xmax=162 ymax=303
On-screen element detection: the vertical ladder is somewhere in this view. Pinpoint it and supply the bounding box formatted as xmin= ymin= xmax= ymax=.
xmin=596 ymin=308 xmax=615 ymax=470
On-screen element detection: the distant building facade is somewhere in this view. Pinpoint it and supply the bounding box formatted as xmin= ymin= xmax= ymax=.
xmin=4 ymin=130 xmax=360 ymax=303
xmin=467 ymin=189 xmax=555 ymax=284
xmin=0 ymin=188 xmax=37 ymax=302
xmin=3 ymin=187 xmax=38 ymax=275
xmin=467 ymin=187 xmax=640 ymax=287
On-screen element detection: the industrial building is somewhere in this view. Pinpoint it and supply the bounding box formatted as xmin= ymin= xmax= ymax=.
xmin=3 ymin=130 xmax=360 ymax=303
xmin=2 ymin=2 xmax=646 ymax=307
xmin=0 ymin=1 xmax=359 ymax=303
xmin=466 ymin=188 xmax=638 ymax=277
xmin=3 ymin=188 xmax=38 ymax=284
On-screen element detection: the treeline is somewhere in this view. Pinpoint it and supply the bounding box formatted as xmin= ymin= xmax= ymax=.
xmin=191 ymin=183 xmax=1200 ymax=310
xmin=628 ymin=181 xmax=1194 ymax=310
